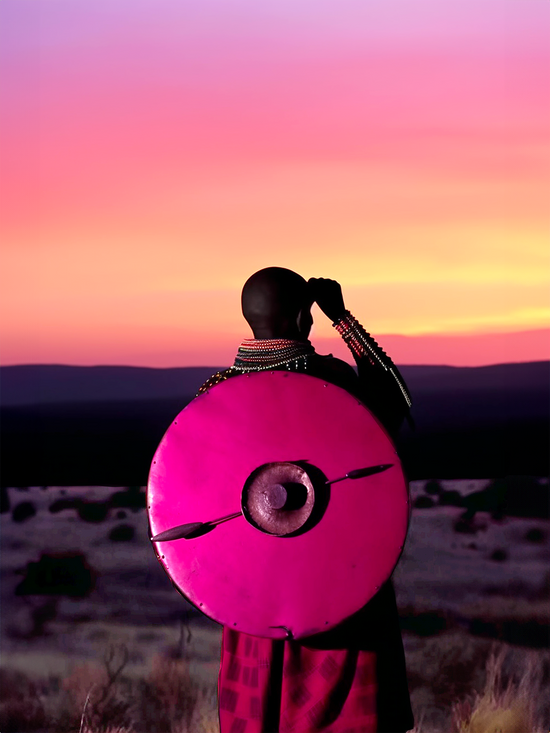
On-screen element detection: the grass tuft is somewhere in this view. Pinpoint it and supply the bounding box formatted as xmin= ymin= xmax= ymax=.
xmin=450 ymin=646 xmax=546 ymax=733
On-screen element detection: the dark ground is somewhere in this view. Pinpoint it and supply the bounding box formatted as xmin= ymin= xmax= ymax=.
xmin=1 ymin=361 xmax=548 ymax=486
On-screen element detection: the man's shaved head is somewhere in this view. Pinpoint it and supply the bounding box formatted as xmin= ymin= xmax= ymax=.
xmin=241 ymin=267 xmax=312 ymax=339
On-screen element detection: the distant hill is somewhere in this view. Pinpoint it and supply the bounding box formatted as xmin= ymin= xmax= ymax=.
xmin=2 ymin=361 xmax=548 ymax=407
xmin=1 ymin=362 xmax=548 ymax=485
xmin=0 ymin=364 xmax=219 ymax=406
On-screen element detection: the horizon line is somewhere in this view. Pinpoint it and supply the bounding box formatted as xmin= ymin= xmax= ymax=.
xmin=2 ymin=358 xmax=549 ymax=370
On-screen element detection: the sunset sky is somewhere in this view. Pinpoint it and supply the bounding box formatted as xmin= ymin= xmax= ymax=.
xmin=1 ymin=0 xmax=548 ymax=367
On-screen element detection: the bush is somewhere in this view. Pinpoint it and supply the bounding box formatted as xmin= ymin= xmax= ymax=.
xmin=109 ymin=524 xmax=135 ymax=542
xmin=12 ymin=501 xmax=36 ymax=523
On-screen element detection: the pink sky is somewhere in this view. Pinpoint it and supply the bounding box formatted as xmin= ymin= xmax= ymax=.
xmin=1 ymin=0 xmax=548 ymax=366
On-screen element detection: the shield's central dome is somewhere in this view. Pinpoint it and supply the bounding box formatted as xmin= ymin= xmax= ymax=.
xmin=241 ymin=462 xmax=316 ymax=536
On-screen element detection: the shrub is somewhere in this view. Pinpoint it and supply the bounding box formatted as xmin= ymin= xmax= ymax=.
xmin=59 ymin=645 xmax=133 ymax=733
xmin=109 ymin=524 xmax=135 ymax=542
xmin=12 ymin=501 xmax=36 ymax=522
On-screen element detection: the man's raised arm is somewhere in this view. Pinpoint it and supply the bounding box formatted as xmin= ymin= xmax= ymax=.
xmin=308 ymin=277 xmax=413 ymax=439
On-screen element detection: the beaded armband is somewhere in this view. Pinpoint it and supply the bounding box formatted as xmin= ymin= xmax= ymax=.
xmin=333 ymin=311 xmax=412 ymax=408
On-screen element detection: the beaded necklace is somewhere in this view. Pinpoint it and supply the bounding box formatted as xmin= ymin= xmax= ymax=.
xmin=195 ymin=339 xmax=314 ymax=396
xmin=233 ymin=338 xmax=315 ymax=372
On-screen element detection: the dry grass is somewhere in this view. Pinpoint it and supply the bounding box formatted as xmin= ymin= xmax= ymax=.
xmin=133 ymin=653 xmax=215 ymax=732
xmin=449 ymin=646 xmax=546 ymax=733
xmin=0 ymin=667 xmax=48 ymax=732
xmin=0 ymin=643 xmax=218 ymax=733
xmin=406 ymin=628 xmax=550 ymax=731
xmin=0 ymin=639 xmax=548 ymax=733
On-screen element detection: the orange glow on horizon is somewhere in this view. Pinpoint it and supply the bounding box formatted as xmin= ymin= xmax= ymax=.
xmin=1 ymin=1 xmax=549 ymax=367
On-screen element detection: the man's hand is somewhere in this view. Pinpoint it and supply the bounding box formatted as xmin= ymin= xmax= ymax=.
xmin=308 ymin=278 xmax=347 ymax=323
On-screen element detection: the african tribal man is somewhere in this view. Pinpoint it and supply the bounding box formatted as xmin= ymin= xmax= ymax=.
xmin=198 ymin=267 xmax=414 ymax=733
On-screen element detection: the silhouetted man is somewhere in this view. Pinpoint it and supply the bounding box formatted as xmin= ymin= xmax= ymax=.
xmin=199 ymin=267 xmax=414 ymax=733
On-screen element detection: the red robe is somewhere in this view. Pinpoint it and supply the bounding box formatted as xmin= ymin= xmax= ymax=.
xmin=218 ymin=581 xmax=413 ymax=733
xmin=215 ymin=346 xmax=414 ymax=733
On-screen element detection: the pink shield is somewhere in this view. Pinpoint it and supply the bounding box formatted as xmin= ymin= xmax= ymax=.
xmin=147 ymin=371 xmax=409 ymax=639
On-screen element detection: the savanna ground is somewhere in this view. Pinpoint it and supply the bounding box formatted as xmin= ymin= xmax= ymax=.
xmin=1 ymin=638 xmax=548 ymax=733
xmin=1 ymin=480 xmax=549 ymax=733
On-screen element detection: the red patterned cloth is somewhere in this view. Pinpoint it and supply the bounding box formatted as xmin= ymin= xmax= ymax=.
xmin=218 ymin=582 xmax=413 ymax=733
xmin=219 ymin=629 xmax=377 ymax=733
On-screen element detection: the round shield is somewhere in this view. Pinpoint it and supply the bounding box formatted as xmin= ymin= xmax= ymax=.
xmin=147 ymin=371 xmax=409 ymax=640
